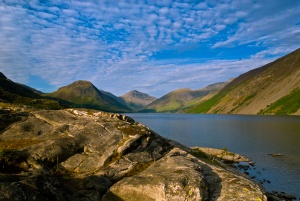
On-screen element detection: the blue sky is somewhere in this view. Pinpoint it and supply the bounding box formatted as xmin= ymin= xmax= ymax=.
xmin=0 ymin=0 xmax=299 ymax=97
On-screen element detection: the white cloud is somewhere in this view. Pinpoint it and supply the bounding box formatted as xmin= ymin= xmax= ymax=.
xmin=0 ymin=0 xmax=299 ymax=96
xmin=213 ymin=1 xmax=300 ymax=48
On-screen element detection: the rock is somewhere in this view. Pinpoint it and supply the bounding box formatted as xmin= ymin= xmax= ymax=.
xmin=0 ymin=108 xmax=268 ymax=200
xmin=0 ymin=175 xmax=73 ymax=200
xmin=237 ymin=164 xmax=250 ymax=171
xmin=102 ymin=148 xmax=210 ymax=201
xmin=267 ymin=191 xmax=297 ymax=201
xmin=102 ymin=148 xmax=267 ymax=201
xmin=268 ymin=154 xmax=284 ymax=157
xmin=192 ymin=146 xmax=251 ymax=163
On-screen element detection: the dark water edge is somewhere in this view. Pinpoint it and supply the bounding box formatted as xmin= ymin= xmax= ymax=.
xmin=125 ymin=113 xmax=300 ymax=199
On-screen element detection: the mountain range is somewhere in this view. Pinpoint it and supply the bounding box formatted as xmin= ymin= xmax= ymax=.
xmin=145 ymin=81 xmax=230 ymax=113
xmin=187 ymin=48 xmax=300 ymax=115
xmin=1 ymin=48 xmax=299 ymax=115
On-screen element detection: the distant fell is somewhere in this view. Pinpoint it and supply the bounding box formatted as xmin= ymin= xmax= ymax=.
xmin=187 ymin=48 xmax=300 ymax=115
xmin=120 ymin=90 xmax=157 ymax=111
xmin=146 ymin=82 xmax=228 ymax=113
xmin=46 ymin=80 xmax=131 ymax=112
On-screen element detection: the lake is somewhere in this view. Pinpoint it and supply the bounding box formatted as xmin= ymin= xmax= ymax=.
xmin=125 ymin=113 xmax=300 ymax=199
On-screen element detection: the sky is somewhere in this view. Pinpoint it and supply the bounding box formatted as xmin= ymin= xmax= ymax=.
xmin=0 ymin=0 xmax=299 ymax=98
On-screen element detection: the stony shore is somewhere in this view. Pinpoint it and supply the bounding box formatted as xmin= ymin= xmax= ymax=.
xmin=0 ymin=108 xmax=291 ymax=200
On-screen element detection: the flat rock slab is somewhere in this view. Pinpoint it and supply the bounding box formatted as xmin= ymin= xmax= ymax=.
xmin=193 ymin=146 xmax=251 ymax=163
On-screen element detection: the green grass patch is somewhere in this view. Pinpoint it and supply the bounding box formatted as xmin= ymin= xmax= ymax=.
xmin=155 ymin=100 xmax=181 ymax=112
xmin=189 ymin=149 xmax=209 ymax=160
xmin=259 ymin=88 xmax=300 ymax=115
xmin=186 ymin=91 xmax=227 ymax=113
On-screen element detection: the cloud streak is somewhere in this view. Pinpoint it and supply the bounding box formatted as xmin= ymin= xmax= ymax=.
xmin=0 ymin=0 xmax=299 ymax=97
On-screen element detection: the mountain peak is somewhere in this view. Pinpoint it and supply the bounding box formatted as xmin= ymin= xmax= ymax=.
xmin=121 ymin=90 xmax=157 ymax=111
xmin=71 ymin=80 xmax=94 ymax=86
xmin=47 ymin=80 xmax=130 ymax=112
xmin=0 ymin=72 xmax=7 ymax=79
xmin=122 ymin=90 xmax=156 ymax=99
xmin=127 ymin=90 xmax=147 ymax=97
xmin=129 ymin=90 xmax=140 ymax=94
xmin=173 ymin=88 xmax=192 ymax=93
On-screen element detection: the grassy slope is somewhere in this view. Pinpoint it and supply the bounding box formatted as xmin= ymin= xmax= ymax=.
xmin=186 ymin=91 xmax=228 ymax=113
xmin=146 ymin=89 xmax=192 ymax=112
xmin=259 ymin=88 xmax=300 ymax=115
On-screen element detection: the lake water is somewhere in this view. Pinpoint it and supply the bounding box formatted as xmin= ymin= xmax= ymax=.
xmin=125 ymin=113 xmax=300 ymax=199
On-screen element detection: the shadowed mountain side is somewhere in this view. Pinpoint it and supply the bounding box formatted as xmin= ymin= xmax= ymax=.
xmin=0 ymin=73 xmax=63 ymax=109
xmin=187 ymin=48 xmax=300 ymax=115
xmin=101 ymin=90 xmax=127 ymax=106
xmin=46 ymin=80 xmax=131 ymax=112
xmin=120 ymin=90 xmax=157 ymax=111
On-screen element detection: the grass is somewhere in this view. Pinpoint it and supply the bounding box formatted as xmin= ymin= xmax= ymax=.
xmin=186 ymin=91 xmax=227 ymax=113
xmin=151 ymin=100 xmax=182 ymax=113
xmin=259 ymin=88 xmax=300 ymax=115
xmin=189 ymin=149 xmax=209 ymax=161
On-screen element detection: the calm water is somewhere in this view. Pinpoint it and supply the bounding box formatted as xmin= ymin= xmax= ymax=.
xmin=126 ymin=113 xmax=300 ymax=198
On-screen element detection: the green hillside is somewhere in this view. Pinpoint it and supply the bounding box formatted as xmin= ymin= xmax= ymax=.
xmin=187 ymin=48 xmax=300 ymax=114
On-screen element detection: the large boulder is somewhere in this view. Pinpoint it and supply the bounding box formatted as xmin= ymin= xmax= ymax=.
xmin=102 ymin=148 xmax=266 ymax=201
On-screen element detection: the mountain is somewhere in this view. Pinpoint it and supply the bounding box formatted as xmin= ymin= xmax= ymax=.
xmin=0 ymin=72 xmax=7 ymax=79
xmin=146 ymin=82 xmax=228 ymax=113
xmin=19 ymin=84 xmax=43 ymax=95
xmin=100 ymin=90 xmax=127 ymax=106
xmin=0 ymin=72 xmax=62 ymax=109
xmin=120 ymin=90 xmax=157 ymax=111
xmin=46 ymin=80 xmax=131 ymax=112
xmin=187 ymin=48 xmax=300 ymax=115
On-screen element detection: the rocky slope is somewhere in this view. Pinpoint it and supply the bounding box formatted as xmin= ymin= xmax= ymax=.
xmin=146 ymin=82 xmax=228 ymax=113
xmin=0 ymin=107 xmax=267 ymax=200
xmin=187 ymin=48 xmax=300 ymax=115
xmin=46 ymin=80 xmax=130 ymax=112
xmin=120 ymin=90 xmax=157 ymax=111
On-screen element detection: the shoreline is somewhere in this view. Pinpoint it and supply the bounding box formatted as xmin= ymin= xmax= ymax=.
xmin=192 ymin=146 xmax=297 ymax=201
